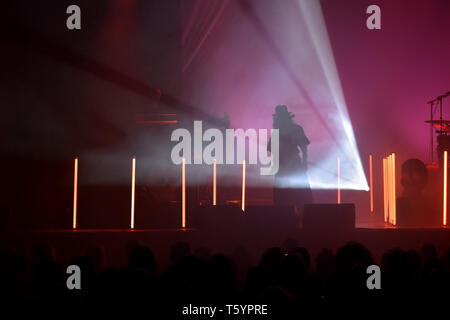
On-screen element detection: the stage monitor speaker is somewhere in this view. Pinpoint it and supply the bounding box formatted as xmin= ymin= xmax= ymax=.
xmin=303 ymin=203 xmax=355 ymax=233
xmin=190 ymin=205 xmax=245 ymax=230
xmin=244 ymin=205 xmax=298 ymax=232
xmin=136 ymin=202 xmax=182 ymax=229
xmin=190 ymin=205 xmax=298 ymax=232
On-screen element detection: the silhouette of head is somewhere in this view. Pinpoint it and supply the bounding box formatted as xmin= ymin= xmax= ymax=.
xmin=170 ymin=242 xmax=191 ymax=265
xmin=273 ymin=105 xmax=294 ymax=128
xmin=401 ymin=158 xmax=428 ymax=197
xmin=273 ymin=105 xmax=294 ymax=118
xmin=128 ymin=246 xmax=157 ymax=276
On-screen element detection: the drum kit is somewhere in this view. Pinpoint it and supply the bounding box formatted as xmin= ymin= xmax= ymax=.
xmin=426 ymin=92 xmax=450 ymax=165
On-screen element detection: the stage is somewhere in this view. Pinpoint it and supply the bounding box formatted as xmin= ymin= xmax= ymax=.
xmin=6 ymin=223 xmax=450 ymax=271
xmin=4 ymin=0 xmax=450 ymax=311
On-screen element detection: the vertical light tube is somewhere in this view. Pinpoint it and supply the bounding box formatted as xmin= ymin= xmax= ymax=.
xmin=182 ymin=157 xmax=186 ymax=228
xmin=443 ymin=151 xmax=448 ymax=226
xmin=73 ymin=157 xmax=78 ymax=229
xmin=213 ymin=159 xmax=217 ymax=206
xmin=386 ymin=153 xmax=397 ymax=225
xmin=130 ymin=157 xmax=136 ymax=229
xmin=242 ymin=160 xmax=246 ymax=212
xmin=369 ymin=154 xmax=374 ymax=213
xmin=386 ymin=155 xmax=392 ymax=223
xmin=337 ymin=157 xmax=341 ymax=204
xmin=383 ymin=158 xmax=388 ymax=222
xmin=391 ymin=153 xmax=396 ymax=225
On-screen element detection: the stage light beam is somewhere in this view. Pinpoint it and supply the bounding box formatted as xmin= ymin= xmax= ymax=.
xmin=73 ymin=157 xmax=78 ymax=229
xmin=297 ymin=0 xmax=369 ymax=191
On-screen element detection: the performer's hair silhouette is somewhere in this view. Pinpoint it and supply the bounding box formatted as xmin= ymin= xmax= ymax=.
xmin=269 ymin=105 xmax=312 ymax=210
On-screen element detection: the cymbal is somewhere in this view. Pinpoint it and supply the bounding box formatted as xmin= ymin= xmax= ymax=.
xmin=425 ymin=120 xmax=450 ymax=124
xmin=427 ymin=122 xmax=450 ymax=133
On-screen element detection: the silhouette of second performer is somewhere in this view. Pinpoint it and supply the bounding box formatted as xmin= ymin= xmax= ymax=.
xmin=268 ymin=105 xmax=313 ymax=211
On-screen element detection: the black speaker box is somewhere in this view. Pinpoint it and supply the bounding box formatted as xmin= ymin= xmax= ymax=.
xmin=244 ymin=205 xmax=298 ymax=232
xmin=303 ymin=203 xmax=355 ymax=233
xmin=189 ymin=205 xmax=298 ymax=232
xmin=136 ymin=202 xmax=183 ymax=229
xmin=190 ymin=205 xmax=245 ymax=230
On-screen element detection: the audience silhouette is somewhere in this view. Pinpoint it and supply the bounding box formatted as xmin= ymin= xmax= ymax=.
xmin=1 ymin=241 xmax=449 ymax=314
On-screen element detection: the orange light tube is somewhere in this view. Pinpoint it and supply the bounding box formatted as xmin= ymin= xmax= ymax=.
xmin=385 ymin=153 xmax=397 ymax=225
xmin=443 ymin=151 xmax=448 ymax=226
xmin=369 ymin=154 xmax=374 ymax=213
xmin=391 ymin=153 xmax=396 ymax=225
xmin=213 ymin=159 xmax=217 ymax=206
xmin=383 ymin=157 xmax=388 ymax=222
xmin=130 ymin=157 xmax=136 ymax=229
xmin=386 ymin=155 xmax=392 ymax=223
xmin=72 ymin=157 xmax=78 ymax=229
xmin=242 ymin=160 xmax=246 ymax=212
xmin=182 ymin=157 xmax=186 ymax=228
xmin=337 ymin=157 xmax=341 ymax=204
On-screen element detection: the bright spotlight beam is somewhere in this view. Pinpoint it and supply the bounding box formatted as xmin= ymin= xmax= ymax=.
xmin=237 ymin=0 xmax=368 ymax=190
xmin=237 ymin=0 xmax=344 ymax=154
xmin=297 ymin=0 xmax=368 ymax=191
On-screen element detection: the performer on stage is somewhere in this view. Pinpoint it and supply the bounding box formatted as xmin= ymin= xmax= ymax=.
xmin=268 ymin=105 xmax=313 ymax=211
